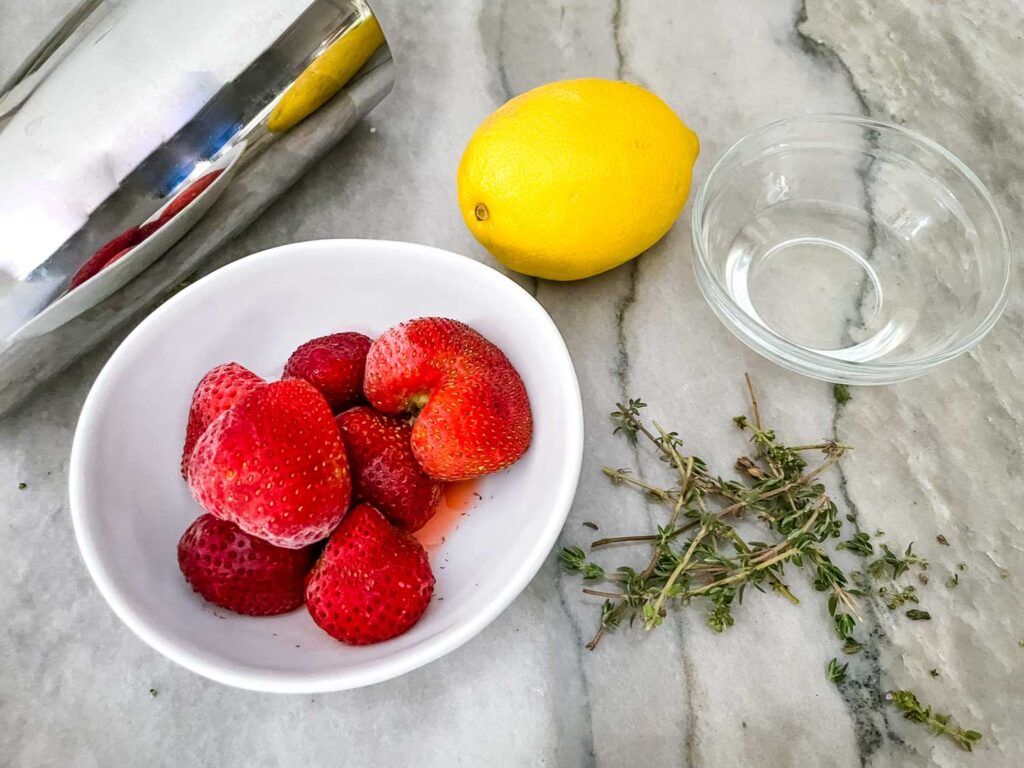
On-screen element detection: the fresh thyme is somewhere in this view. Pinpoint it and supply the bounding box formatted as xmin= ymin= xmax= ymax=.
xmin=879 ymin=584 xmax=919 ymax=610
xmin=561 ymin=377 xmax=983 ymax=751
xmin=559 ymin=547 xmax=604 ymax=581
xmin=563 ymin=378 xmax=883 ymax=649
xmin=562 ymin=377 xmax=855 ymax=651
xmin=886 ymin=690 xmax=982 ymax=751
xmin=842 ymin=637 xmax=863 ymax=655
xmin=827 ymin=657 xmax=849 ymax=684
xmin=838 ymin=532 xmax=873 ymax=557
xmin=868 ymin=542 xmax=927 ymax=580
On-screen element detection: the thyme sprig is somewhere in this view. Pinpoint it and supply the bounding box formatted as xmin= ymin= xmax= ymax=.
xmin=879 ymin=584 xmax=919 ymax=610
xmin=887 ymin=690 xmax=982 ymax=751
xmin=561 ymin=376 xmax=983 ymax=752
xmin=563 ymin=376 xmax=856 ymax=649
xmin=869 ymin=542 xmax=928 ymax=580
xmin=827 ymin=657 xmax=849 ymax=684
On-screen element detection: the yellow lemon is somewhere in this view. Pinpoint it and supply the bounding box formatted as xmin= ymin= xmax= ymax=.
xmin=457 ymin=79 xmax=699 ymax=281
xmin=267 ymin=14 xmax=385 ymax=133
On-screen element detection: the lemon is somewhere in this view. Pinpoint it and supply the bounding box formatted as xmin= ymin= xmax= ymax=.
xmin=457 ymin=79 xmax=699 ymax=281
xmin=267 ymin=14 xmax=385 ymax=133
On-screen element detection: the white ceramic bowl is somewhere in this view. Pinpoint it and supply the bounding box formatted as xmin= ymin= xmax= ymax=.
xmin=70 ymin=240 xmax=583 ymax=693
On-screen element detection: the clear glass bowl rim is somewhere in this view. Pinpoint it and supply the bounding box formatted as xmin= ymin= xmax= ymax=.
xmin=690 ymin=113 xmax=1012 ymax=384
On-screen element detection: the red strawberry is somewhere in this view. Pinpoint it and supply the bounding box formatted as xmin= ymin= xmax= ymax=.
xmin=363 ymin=317 xmax=532 ymax=481
xmin=335 ymin=406 xmax=442 ymax=531
xmin=159 ymin=169 xmax=223 ymax=224
xmin=67 ymin=219 xmax=163 ymax=291
xmin=177 ymin=513 xmax=314 ymax=615
xmin=305 ymin=503 xmax=434 ymax=644
xmin=181 ymin=362 xmax=265 ymax=478
xmin=188 ymin=378 xmax=351 ymax=549
xmin=283 ymin=332 xmax=372 ymax=412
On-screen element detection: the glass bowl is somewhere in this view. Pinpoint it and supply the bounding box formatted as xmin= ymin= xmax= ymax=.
xmin=691 ymin=114 xmax=1011 ymax=385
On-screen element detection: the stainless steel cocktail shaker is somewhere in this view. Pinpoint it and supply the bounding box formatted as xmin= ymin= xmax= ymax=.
xmin=0 ymin=0 xmax=394 ymax=414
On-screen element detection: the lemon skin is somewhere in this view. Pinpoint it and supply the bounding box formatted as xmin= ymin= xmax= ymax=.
xmin=457 ymin=79 xmax=699 ymax=281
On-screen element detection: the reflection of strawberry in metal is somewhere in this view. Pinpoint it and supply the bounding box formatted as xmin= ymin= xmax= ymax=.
xmin=156 ymin=169 xmax=223 ymax=223
xmin=66 ymin=169 xmax=224 ymax=292
xmin=67 ymin=220 xmax=162 ymax=291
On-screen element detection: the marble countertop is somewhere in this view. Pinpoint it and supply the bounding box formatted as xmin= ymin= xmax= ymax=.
xmin=2 ymin=1 xmax=1022 ymax=766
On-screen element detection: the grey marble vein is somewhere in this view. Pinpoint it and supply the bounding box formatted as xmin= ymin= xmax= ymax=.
xmin=793 ymin=8 xmax=900 ymax=759
xmin=1 ymin=1 xmax=1023 ymax=766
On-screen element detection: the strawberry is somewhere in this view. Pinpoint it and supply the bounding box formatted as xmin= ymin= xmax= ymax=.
xmin=177 ymin=513 xmax=314 ymax=615
xmin=181 ymin=362 xmax=265 ymax=478
xmin=335 ymin=406 xmax=442 ymax=531
xmin=159 ymin=169 xmax=223 ymax=224
xmin=188 ymin=378 xmax=351 ymax=549
xmin=305 ymin=503 xmax=434 ymax=644
xmin=283 ymin=332 xmax=372 ymax=412
xmin=363 ymin=317 xmax=532 ymax=481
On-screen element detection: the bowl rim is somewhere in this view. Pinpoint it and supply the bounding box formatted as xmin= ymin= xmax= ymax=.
xmin=69 ymin=238 xmax=584 ymax=693
xmin=690 ymin=113 xmax=1013 ymax=385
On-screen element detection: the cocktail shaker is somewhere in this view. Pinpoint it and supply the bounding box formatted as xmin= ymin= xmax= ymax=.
xmin=0 ymin=0 xmax=394 ymax=414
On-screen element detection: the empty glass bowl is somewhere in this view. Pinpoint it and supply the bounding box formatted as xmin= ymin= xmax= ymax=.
xmin=691 ymin=115 xmax=1011 ymax=384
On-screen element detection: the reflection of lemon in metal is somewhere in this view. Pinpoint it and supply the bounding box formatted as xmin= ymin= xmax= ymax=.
xmin=457 ymin=79 xmax=699 ymax=281
xmin=268 ymin=15 xmax=385 ymax=133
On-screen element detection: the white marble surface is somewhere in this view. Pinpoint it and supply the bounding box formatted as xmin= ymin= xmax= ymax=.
xmin=2 ymin=1 xmax=1023 ymax=766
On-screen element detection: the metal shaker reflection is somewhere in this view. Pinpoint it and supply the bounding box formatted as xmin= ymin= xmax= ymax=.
xmin=0 ymin=0 xmax=394 ymax=414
